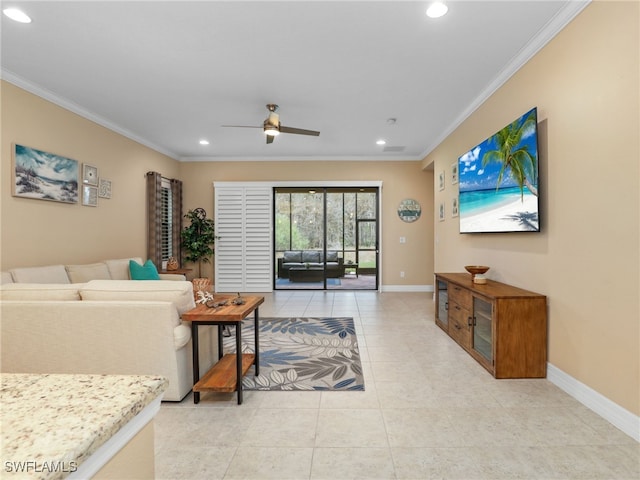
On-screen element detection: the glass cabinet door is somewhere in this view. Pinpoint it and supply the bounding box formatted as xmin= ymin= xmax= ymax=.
xmin=472 ymin=296 xmax=492 ymax=361
xmin=436 ymin=280 xmax=448 ymax=327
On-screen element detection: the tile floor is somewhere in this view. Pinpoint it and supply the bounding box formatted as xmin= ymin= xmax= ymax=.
xmin=154 ymin=291 xmax=639 ymax=479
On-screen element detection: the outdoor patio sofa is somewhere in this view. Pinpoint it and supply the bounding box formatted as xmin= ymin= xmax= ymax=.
xmin=277 ymin=250 xmax=345 ymax=278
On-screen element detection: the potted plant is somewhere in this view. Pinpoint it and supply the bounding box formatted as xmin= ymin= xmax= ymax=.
xmin=181 ymin=208 xmax=217 ymax=284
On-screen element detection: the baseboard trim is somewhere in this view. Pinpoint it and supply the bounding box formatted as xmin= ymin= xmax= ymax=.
xmin=547 ymin=363 xmax=639 ymax=442
xmin=381 ymin=284 xmax=434 ymax=293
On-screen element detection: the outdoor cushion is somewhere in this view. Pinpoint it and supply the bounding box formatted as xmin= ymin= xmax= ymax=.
xmin=302 ymin=250 xmax=321 ymax=263
xmin=283 ymin=251 xmax=302 ymax=263
xmin=326 ymin=251 xmax=338 ymax=262
xmin=65 ymin=262 xmax=111 ymax=283
xmin=0 ymin=283 xmax=83 ymax=301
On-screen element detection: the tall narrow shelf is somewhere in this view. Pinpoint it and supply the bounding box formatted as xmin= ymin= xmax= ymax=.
xmin=435 ymin=273 xmax=547 ymax=378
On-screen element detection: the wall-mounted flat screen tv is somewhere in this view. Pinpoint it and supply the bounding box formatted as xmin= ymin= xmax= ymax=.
xmin=458 ymin=107 xmax=540 ymax=233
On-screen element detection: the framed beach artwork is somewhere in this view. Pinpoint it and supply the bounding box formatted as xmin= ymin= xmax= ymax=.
xmin=452 ymin=197 xmax=459 ymax=217
xmin=13 ymin=144 xmax=79 ymax=204
xmin=458 ymin=107 xmax=540 ymax=233
xmin=438 ymin=171 xmax=445 ymax=191
xmin=451 ymin=162 xmax=458 ymax=185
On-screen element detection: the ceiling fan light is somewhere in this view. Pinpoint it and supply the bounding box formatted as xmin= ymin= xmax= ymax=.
xmin=264 ymin=125 xmax=280 ymax=136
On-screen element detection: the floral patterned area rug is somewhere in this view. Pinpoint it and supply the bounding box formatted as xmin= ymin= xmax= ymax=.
xmin=223 ymin=317 xmax=364 ymax=391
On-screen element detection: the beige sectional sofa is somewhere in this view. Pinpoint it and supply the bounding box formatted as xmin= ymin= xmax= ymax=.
xmin=1 ymin=257 xmax=186 ymax=284
xmin=0 ymin=259 xmax=216 ymax=401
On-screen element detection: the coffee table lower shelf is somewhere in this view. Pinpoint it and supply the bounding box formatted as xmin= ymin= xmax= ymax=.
xmin=193 ymin=353 xmax=256 ymax=393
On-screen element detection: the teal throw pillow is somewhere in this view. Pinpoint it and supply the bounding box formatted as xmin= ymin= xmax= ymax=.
xmin=129 ymin=259 xmax=160 ymax=280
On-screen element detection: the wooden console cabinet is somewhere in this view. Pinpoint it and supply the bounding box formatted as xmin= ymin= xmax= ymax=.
xmin=435 ymin=273 xmax=547 ymax=378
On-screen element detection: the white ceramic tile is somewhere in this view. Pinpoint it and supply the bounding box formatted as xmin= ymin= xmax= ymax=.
xmin=224 ymin=446 xmax=314 ymax=479
xmin=153 ymin=291 xmax=637 ymax=480
xmin=240 ymin=408 xmax=319 ymax=447
xmin=311 ymin=447 xmax=396 ymax=479
xmin=315 ymin=409 xmax=388 ymax=447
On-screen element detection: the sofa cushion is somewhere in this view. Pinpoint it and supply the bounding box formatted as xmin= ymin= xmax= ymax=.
xmin=104 ymin=257 xmax=144 ymax=280
xmin=326 ymin=251 xmax=338 ymax=262
xmin=1 ymin=272 xmax=14 ymax=285
xmin=0 ymin=283 xmax=83 ymax=301
xmin=283 ymin=251 xmax=302 ymax=263
xmin=302 ymin=250 xmax=321 ymax=263
xmin=129 ymin=259 xmax=160 ymax=280
xmin=9 ymin=265 xmax=70 ymax=284
xmin=79 ymin=280 xmax=196 ymax=314
xmin=65 ymin=262 xmax=111 ymax=283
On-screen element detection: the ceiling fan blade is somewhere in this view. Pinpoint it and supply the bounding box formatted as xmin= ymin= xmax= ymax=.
xmin=266 ymin=134 xmax=275 ymax=144
xmin=221 ymin=125 xmax=262 ymax=128
xmin=280 ymin=125 xmax=320 ymax=136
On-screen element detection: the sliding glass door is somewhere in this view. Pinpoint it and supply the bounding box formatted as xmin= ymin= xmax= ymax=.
xmin=274 ymin=187 xmax=378 ymax=290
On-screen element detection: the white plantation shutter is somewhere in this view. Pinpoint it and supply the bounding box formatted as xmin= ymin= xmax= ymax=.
xmin=214 ymin=184 xmax=273 ymax=292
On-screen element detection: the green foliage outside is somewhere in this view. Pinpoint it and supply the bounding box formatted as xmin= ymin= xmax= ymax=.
xmin=275 ymin=191 xmax=377 ymax=269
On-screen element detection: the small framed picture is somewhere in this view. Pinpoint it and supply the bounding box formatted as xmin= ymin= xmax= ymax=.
xmin=98 ymin=178 xmax=111 ymax=199
xmin=83 ymin=164 xmax=98 ymax=186
xmin=438 ymin=201 xmax=445 ymax=221
xmin=82 ymin=185 xmax=98 ymax=206
xmin=438 ymin=171 xmax=445 ymax=191
xmin=451 ymin=162 xmax=458 ymax=185
xmin=452 ymin=197 xmax=459 ymax=217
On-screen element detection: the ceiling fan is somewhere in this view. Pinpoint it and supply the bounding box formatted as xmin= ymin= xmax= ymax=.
xmin=222 ymin=104 xmax=320 ymax=144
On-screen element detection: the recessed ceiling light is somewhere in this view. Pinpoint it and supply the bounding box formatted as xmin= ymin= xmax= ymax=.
xmin=199 ymin=139 xmax=210 ymax=145
xmin=426 ymin=2 xmax=448 ymax=18
xmin=376 ymin=139 xmax=387 ymax=145
xmin=3 ymin=8 xmax=31 ymax=23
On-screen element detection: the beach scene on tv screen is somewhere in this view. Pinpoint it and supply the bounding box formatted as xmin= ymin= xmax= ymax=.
xmin=458 ymin=107 xmax=539 ymax=233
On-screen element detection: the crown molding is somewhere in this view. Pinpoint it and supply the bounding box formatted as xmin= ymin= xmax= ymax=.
xmin=1 ymin=69 xmax=179 ymax=160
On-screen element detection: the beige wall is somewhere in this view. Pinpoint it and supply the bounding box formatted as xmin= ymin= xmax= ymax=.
xmin=424 ymin=2 xmax=639 ymax=415
xmin=178 ymin=161 xmax=434 ymax=286
xmin=1 ymin=82 xmax=434 ymax=286
xmin=1 ymin=81 xmax=179 ymax=269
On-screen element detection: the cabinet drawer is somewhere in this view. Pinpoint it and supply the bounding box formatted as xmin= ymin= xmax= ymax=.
xmin=448 ymin=284 xmax=471 ymax=308
xmin=448 ymin=301 xmax=471 ymax=348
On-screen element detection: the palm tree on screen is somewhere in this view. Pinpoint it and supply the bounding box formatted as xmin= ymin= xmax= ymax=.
xmin=482 ymin=110 xmax=538 ymax=200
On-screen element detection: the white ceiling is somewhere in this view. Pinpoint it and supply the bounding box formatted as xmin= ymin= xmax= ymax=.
xmin=1 ymin=1 xmax=588 ymax=162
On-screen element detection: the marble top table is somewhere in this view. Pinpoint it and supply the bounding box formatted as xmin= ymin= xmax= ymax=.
xmin=1 ymin=373 xmax=168 ymax=479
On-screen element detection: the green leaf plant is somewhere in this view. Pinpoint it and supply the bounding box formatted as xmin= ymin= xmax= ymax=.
xmin=181 ymin=208 xmax=218 ymax=278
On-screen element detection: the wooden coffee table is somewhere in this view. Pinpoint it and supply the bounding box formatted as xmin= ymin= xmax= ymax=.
xmin=181 ymin=295 xmax=264 ymax=405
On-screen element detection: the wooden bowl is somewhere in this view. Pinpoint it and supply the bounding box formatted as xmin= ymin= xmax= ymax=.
xmin=465 ymin=265 xmax=490 ymax=279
